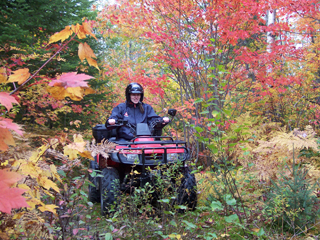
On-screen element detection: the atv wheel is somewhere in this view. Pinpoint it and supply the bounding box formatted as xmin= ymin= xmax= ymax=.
xmin=177 ymin=168 xmax=197 ymax=210
xmin=88 ymin=159 xmax=100 ymax=203
xmin=100 ymin=167 xmax=120 ymax=215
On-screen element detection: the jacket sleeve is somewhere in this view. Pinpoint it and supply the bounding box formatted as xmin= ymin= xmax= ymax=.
xmin=146 ymin=104 xmax=162 ymax=124
xmin=105 ymin=104 xmax=124 ymax=126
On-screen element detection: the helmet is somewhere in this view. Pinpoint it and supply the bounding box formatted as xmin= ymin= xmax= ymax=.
xmin=126 ymin=82 xmax=144 ymax=102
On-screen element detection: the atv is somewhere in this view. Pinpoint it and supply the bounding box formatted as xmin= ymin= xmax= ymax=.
xmin=89 ymin=109 xmax=197 ymax=215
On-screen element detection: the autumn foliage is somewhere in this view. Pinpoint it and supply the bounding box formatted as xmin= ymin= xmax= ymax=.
xmin=2 ymin=0 xmax=320 ymax=238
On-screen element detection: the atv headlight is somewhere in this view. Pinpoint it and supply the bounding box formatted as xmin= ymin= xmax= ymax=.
xmin=167 ymin=153 xmax=184 ymax=162
xmin=126 ymin=154 xmax=139 ymax=163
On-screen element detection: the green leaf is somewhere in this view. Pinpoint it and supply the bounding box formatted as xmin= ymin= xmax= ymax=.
xmin=194 ymin=98 xmax=203 ymax=103
xmin=257 ymin=228 xmax=265 ymax=236
xmin=182 ymin=220 xmax=197 ymax=229
xmin=57 ymin=170 xmax=66 ymax=177
xmin=105 ymin=233 xmax=113 ymax=240
xmin=224 ymin=194 xmax=236 ymax=206
xmin=158 ymin=199 xmax=170 ymax=203
xmin=224 ymin=214 xmax=239 ymax=223
xmin=200 ymin=110 xmax=209 ymax=115
xmin=170 ymin=220 xmax=177 ymax=227
xmin=210 ymin=201 xmax=223 ymax=211
xmin=195 ymin=126 xmax=204 ymax=133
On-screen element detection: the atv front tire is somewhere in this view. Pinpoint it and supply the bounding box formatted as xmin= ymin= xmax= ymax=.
xmin=88 ymin=158 xmax=100 ymax=203
xmin=100 ymin=167 xmax=120 ymax=215
xmin=177 ymin=168 xmax=197 ymax=210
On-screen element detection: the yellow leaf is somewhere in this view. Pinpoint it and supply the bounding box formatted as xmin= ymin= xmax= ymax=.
xmin=50 ymin=164 xmax=62 ymax=182
xmin=17 ymin=184 xmax=30 ymax=191
xmin=38 ymin=176 xmax=59 ymax=192
xmin=0 ymin=67 xmax=7 ymax=83
xmin=79 ymin=150 xmax=94 ymax=160
xmin=48 ymin=26 xmax=73 ymax=44
xmin=19 ymin=162 xmax=41 ymax=178
xmin=8 ymin=68 xmax=30 ymax=85
xmin=64 ymin=146 xmax=79 ymax=160
xmin=38 ymin=204 xmax=58 ymax=215
xmin=66 ymin=87 xmax=85 ymax=101
xmin=82 ymin=21 xmax=97 ymax=40
xmin=29 ymin=145 xmax=49 ymax=163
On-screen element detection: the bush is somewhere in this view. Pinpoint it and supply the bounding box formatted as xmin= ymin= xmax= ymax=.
xmin=265 ymin=162 xmax=320 ymax=234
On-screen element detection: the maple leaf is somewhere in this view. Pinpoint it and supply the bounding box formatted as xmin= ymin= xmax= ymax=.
xmin=0 ymin=92 xmax=19 ymax=111
xmin=0 ymin=117 xmax=23 ymax=136
xmin=0 ymin=169 xmax=24 ymax=186
xmin=78 ymin=43 xmax=100 ymax=70
xmin=0 ymin=170 xmax=29 ymax=213
xmin=0 ymin=118 xmax=23 ymax=151
xmin=72 ymin=23 xmax=86 ymax=39
xmin=0 ymin=183 xmax=29 ymax=214
xmin=48 ymin=26 xmax=73 ymax=44
xmin=38 ymin=176 xmax=59 ymax=192
xmin=38 ymin=204 xmax=57 ymax=215
xmin=49 ymin=72 xmax=94 ymax=88
xmin=82 ymin=20 xmax=98 ymax=40
xmin=63 ymin=134 xmax=88 ymax=160
xmin=0 ymin=67 xmax=7 ymax=83
xmin=7 ymin=68 xmax=30 ymax=85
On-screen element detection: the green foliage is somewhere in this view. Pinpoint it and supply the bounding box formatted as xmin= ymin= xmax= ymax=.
xmin=265 ymin=162 xmax=320 ymax=234
xmin=0 ymin=0 xmax=96 ymax=47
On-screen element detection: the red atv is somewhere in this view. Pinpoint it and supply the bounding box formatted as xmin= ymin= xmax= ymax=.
xmin=89 ymin=109 xmax=197 ymax=215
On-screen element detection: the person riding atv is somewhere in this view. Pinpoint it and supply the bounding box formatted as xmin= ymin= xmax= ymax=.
xmin=107 ymin=82 xmax=170 ymax=141
xmin=89 ymin=83 xmax=197 ymax=215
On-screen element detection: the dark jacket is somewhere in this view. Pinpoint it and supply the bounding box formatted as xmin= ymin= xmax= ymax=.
xmin=106 ymin=102 xmax=161 ymax=140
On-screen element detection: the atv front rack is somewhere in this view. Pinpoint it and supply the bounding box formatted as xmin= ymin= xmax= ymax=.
xmin=109 ymin=138 xmax=190 ymax=167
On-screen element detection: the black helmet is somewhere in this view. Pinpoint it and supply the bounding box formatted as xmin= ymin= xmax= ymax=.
xmin=126 ymin=82 xmax=144 ymax=102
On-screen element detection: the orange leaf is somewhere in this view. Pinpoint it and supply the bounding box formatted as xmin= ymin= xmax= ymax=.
xmin=0 ymin=67 xmax=7 ymax=83
xmin=48 ymin=26 xmax=73 ymax=44
xmin=72 ymin=23 xmax=86 ymax=39
xmin=0 ymin=129 xmax=15 ymax=151
xmin=0 ymin=92 xmax=19 ymax=111
xmin=47 ymin=85 xmax=94 ymax=101
xmin=82 ymin=20 xmax=97 ymax=40
xmin=78 ymin=43 xmax=99 ymax=70
xmin=0 ymin=118 xmax=23 ymax=151
xmin=8 ymin=68 xmax=30 ymax=85
xmin=0 ymin=169 xmax=24 ymax=187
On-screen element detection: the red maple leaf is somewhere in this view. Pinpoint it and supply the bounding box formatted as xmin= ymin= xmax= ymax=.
xmin=49 ymin=72 xmax=94 ymax=88
xmin=0 ymin=117 xmax=23 ymax=136
xmin=0 ymin=170 xmax=29 ymax=213
xmin=0 ymin=183 xmax=29 ymax=213
xmin=0 ymin=92 xmax=19 ymax=111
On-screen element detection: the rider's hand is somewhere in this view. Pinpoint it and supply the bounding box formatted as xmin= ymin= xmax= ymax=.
xmin=163 ymin=117 xmax=169 ymax=123
xmin=108 ymin=119 xmax=116 ymax=125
